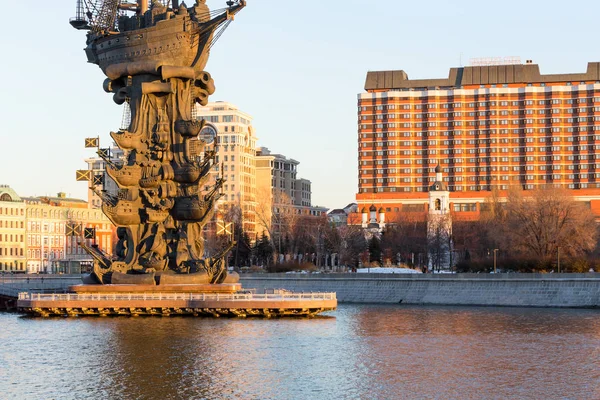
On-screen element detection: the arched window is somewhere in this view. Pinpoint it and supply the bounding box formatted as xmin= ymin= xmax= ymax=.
xmin=0 ymin=193 xmax=12 ymax=202
xmin=435 ymin=198 xmax=441 ymax=211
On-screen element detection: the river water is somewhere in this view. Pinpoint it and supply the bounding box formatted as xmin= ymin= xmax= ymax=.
xmin=0 ymin=304 xmax=598 ymax=399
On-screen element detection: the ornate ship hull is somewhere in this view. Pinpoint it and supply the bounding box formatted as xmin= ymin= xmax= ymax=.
xmin=102 ymin=202 xmax=142 ymax=226
xmin=144 ymin=208 xmax=170 ymax=223
xmin=139 ymin=176 xmax=162 ymax=189
xmin=172 ymin=196 xmax=206 ymax=222
xmin=106 ymin=164 xmax=142 ymax=188
xmin=175 ymin=119 xmax=203 ymax=137
xmin=173 ymin=165 xmax=201 ymax=183
xmin=110 ymin=130 xmax=144 ymax=151
xmin=86 ymin=13 xmax=210 ymax=75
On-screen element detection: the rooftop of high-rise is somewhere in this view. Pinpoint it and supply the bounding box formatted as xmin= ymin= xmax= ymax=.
xmin=365 ymin=62 xmax=600 ymax=91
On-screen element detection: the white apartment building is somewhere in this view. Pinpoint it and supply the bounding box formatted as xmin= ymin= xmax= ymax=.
xmin=196 ymin=102 xmax=259 ymax=235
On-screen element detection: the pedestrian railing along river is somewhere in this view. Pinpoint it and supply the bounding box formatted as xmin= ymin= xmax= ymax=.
xmin=18 ymin=292 xmax=337 ymax=302
xmin=0 ymin=285 xmax=22 ymax=298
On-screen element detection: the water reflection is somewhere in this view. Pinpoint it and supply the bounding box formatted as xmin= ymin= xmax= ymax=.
xmin=351 ymin=306 xmax=600 ymax=400
xmin=1 ymin=305 xmax=599 ymax=399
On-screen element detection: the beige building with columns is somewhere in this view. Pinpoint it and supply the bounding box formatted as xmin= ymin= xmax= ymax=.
xmin=195 ymin=102 xmax=327 ymax=239
xmin=196 ymin=101 xmax=259 ymax=235
xmin=255 ymin=147 xmax=328 ymax=238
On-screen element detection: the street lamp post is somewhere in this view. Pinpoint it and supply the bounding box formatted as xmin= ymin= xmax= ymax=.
xmin=493 ymin=248 xmax=499 ymax=273
xmin=557 ymin=246 xmax=560 ymax=273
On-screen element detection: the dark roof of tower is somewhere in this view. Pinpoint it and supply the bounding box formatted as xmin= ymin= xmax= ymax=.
xmin=328 ymin=209 xmax=345 ymax=215
xmin=435 ymin=164 xmax=441 ymax=173
xmin=369 ymin=204 xmax=377 ymax=212
xmin=429 ymin=181 xmax=448 ymax=192
xmin=0 ymin=185 xmax=22 ymax=202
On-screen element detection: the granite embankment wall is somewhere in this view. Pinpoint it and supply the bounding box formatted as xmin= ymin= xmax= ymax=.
xmin=0 ymin=275 xmax=83 ymax=309
xmin=1 ymin=274 xmax=599 ymax=308
xmin=0 ymin=275 xmax=81 ymax=295
xmin=240 ymin=273 xmax=600 ymax=308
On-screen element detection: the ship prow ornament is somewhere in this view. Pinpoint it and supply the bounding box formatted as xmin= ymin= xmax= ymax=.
xmin=73 ymin=0 xmax=247 ymax=284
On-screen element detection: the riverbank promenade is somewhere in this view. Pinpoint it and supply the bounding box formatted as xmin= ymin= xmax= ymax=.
xmin=2 ymin=273 xmax=599 ymax=309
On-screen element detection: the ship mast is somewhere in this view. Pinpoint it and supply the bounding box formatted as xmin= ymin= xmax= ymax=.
xmin=116 ymin=1 xmax=147 ymax=14
xmin=138 ymin=0 xmax=148 ymax=14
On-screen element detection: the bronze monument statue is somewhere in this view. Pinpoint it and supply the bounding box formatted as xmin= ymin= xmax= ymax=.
xmin=71 ymin=0 xmax=247 ymax=285
xmin=16 ymin=0 xmax=338 ymax=317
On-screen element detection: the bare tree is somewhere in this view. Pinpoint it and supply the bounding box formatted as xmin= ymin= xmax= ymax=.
xmin=254 ymin=189 xmax=276 ymax=246
xmin=427 ymin=213 xmax=452 ymax=271
xmin=382 ymin=214 xmax=428 ymax=266
xmin=502 ymin=186 xmax=597 ymax=260
xmin=324 ymin=222 xmax=369 ymax=268
xmin=336 ymin=224 xmax=367 ymax=268
xmin=290 ymin=215 xmax=319 ymax=261
xmin=451 ymin=219 xmax=488 ymax=262
xmin=254 ymin=189 xmax=301 ymax=261
xmin=203 ymin=224 xmax=230 ymax=259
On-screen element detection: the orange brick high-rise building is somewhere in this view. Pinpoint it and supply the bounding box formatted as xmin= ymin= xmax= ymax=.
xmin=357 ymin=62 xmax=600 ymax=221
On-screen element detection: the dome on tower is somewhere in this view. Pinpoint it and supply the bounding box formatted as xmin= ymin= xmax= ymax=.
xmin=429 ymin=164 xmax=448 ymax=192
xmin=369 ymin=204 xmax=377 ymax=212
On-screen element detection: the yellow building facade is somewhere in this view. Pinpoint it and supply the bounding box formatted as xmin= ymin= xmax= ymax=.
xmin=0 ymin=185 xmax=26 ymax=272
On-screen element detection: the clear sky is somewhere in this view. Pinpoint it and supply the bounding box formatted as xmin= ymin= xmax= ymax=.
xmin=0 ymin=0 xmax=599 ymax=209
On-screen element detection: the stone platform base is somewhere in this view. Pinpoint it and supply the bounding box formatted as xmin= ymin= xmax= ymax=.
xmin=69 ymin=283 xmax=241 ymax=294
xmin=17 ymin=291 xmax=337 ymax=318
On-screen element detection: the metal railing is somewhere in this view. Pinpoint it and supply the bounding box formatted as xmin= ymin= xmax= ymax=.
xmin=0 ymin=285 xmax=22 ymax=298
xmin=18 ymin=292 xmax=337 ymax=302
xmin=0 ymin=281 xmax=74 ymax=297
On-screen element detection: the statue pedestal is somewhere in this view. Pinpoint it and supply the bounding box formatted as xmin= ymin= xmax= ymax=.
xmin=17 ymin=287 xmax=337 ymax=318
xmin=69 ymin=283 xmax=241 ymax=294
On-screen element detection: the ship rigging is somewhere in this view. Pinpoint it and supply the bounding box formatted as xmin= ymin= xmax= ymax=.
xmin=71 ymin=0 xmax=244 ymax=44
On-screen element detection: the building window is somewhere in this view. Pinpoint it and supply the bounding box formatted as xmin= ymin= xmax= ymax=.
xmin=453 ymin=203 xmax=476 ymax=212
